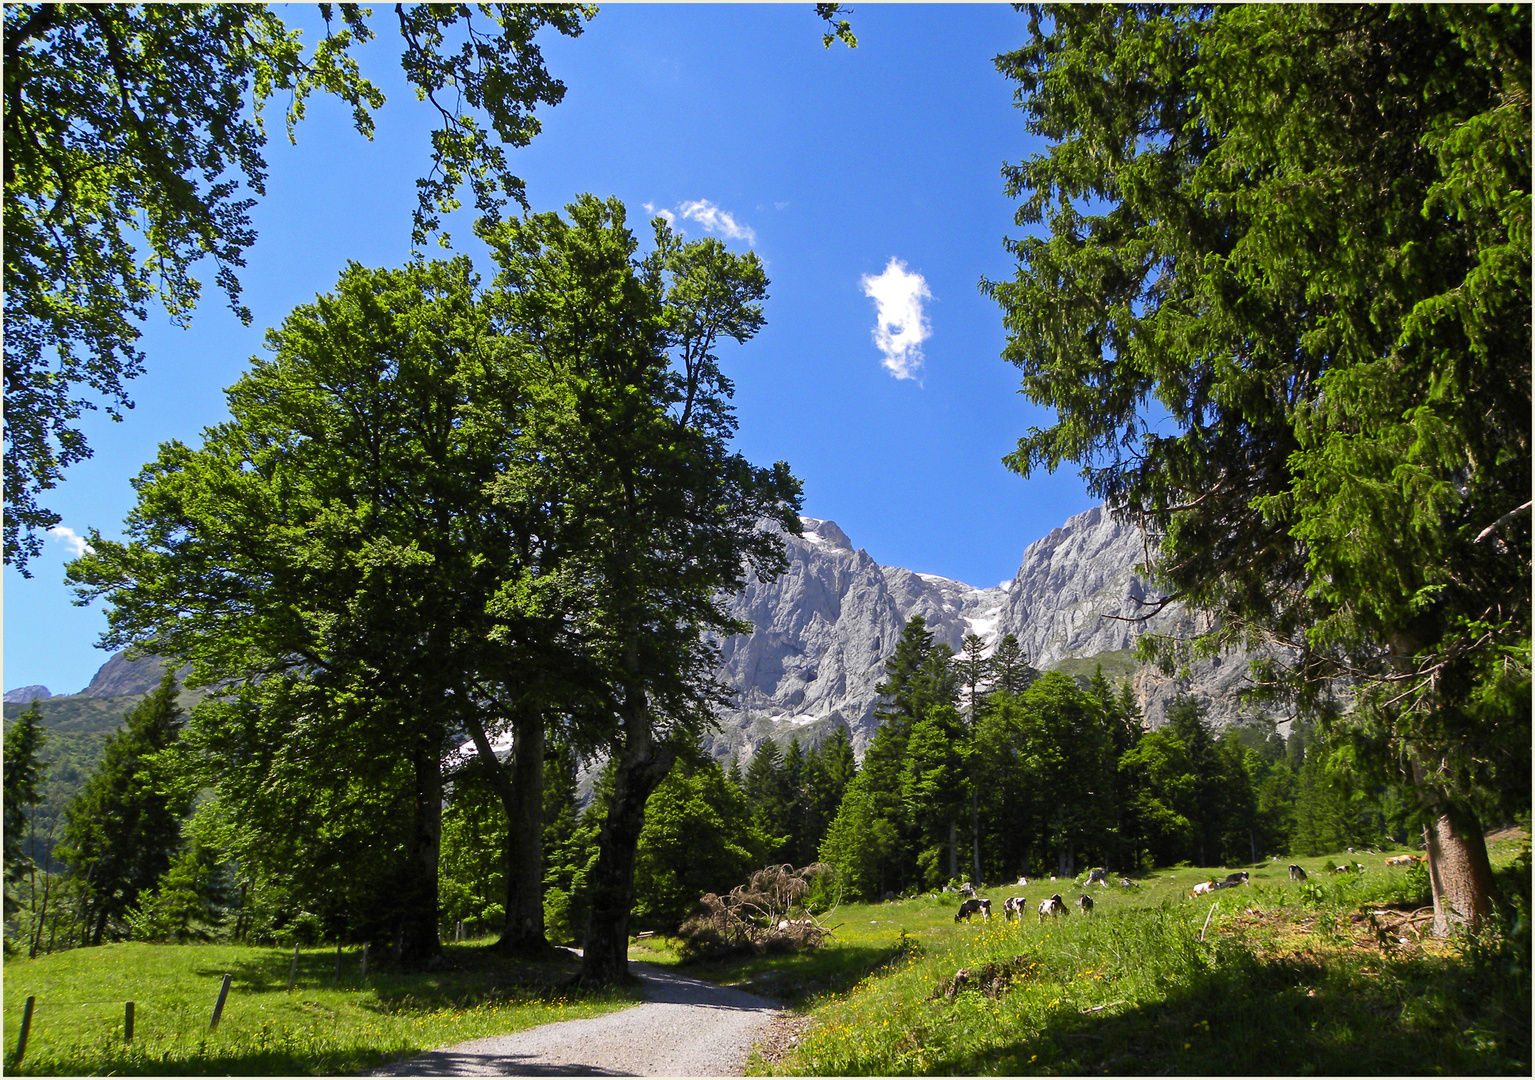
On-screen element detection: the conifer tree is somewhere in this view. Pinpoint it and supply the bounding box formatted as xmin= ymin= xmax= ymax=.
xmin=3 ymin=702 xmax=48 ymax=944
xmin=955 ymin=634 xmax=991 ymax=720
xmin=989 ymin=633 xmax=1036 ymax=697
xmin=987 ymin=1 xmax=1529 ymax=933
xmin=743 ymin=739 xmax=790 ymax=861
xmin=57 ymin=671 xmax=192 ymax=945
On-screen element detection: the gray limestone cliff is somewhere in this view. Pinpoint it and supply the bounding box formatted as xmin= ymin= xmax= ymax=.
xmin=710 ymin=506 xmax=1278 ymax=759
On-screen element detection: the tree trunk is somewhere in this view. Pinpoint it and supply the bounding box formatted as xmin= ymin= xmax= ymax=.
xmin=578 ymin=703 xmax=676 ymax=987
xmin=462 ymin=702 xmax=551 ymax=955
xmin=399 ymin=738 xmax=444 ymax=969
xmin=970 ymin=790 xmax=981 ymax=884
xmin=1423 ymin=803 xmax=1496 ymax=936
xmin=500 ymin=710 xmax=548 ymax=954
xmin=28 ymin=870 xmax=50 ymax=959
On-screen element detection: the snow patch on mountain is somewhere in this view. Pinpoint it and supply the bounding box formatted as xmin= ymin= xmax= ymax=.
xmin=712 ymin=505 xmax=1278 ymax=759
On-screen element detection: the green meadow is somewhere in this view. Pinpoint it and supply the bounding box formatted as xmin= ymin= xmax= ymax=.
xmin=5 ymin=836 xmax=1528 ymax=1076
xmin=705 ymin=839 xmax=1529 ymax=1076
xmin=2 ymin=941 xmax=638 ymax=1075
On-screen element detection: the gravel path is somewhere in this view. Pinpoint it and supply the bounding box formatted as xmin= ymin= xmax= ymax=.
xmin=372 ymin=962 xmax=785 ymax=1076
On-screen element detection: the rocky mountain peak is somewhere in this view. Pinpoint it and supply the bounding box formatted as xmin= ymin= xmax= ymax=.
xmin=797 ymin=517 xmax=854 ymax=552
xmin=711 ymin=504 xmax=1278 ymax=761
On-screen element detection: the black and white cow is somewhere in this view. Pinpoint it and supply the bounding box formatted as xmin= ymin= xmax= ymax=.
xmin=1038 ymin=894 xmax=1067 ymax=921
xmin=1002 ymin=896 xmax=1028 ymax=922
xmin=954 ymin=897 xmax=992 ymax=923
xmin=1075 ymin=893 xmax=1095 ymax=914
xmin=1288 ymin=864 xmax=1308 ymax=882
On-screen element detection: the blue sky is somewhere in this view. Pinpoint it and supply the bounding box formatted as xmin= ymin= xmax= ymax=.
xmin=3 ymin=4 xmax=1097 ymax=697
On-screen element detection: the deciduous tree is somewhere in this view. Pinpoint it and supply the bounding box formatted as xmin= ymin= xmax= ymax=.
xmin=481 ymin=195 xmax=801 ymax=984
xmin=67 ymin=257 xmax=536 ymax=965
xmin=3 ymin=3 xmax=590 ymax=570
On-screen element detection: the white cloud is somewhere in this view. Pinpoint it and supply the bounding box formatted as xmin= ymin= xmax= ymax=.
xmin=649 ymin=199 xmax=757 ymax=245
xmin=861 ymin=257 xmax=933 ymax=381
xmin=47 ymin=525 xmax=93 ymax=559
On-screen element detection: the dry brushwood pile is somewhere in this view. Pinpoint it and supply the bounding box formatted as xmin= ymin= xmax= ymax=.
xmin=679 ymin=863 xmax=837 ymax=958
xmin=928 ymin=955 xmax=1036 ymax=1002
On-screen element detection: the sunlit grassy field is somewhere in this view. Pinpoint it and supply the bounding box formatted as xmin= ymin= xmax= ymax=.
xmin=5 ymin=836 xmax=1527 ymax=1075
xmin=669 ymin=837 xmax=1531 ymax=1076
xmin=2 ymin=939 xmax=640 ymax=1075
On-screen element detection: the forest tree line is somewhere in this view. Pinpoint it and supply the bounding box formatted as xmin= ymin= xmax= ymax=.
xmin=5 ymin=613 xmax=1435 ymax=955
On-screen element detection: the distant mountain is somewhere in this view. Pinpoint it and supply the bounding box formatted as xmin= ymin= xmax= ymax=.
xmin=3 ymin=685 xmax=52 ymax=704
xmin=709 ymin=505 xmax=1281 ymax=759
xmin=75 ymin=652 xmax=188 ymax=698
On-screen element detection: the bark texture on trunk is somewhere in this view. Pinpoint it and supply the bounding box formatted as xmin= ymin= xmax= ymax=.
xmin=399 ymin=739 xmax=444 ymax=969
xmin=578 ymin=707 xmax=677 ymax=987
xmin=500 ymin=710 xmax=548 ymax=954
xmin=1423 ymin=804 xmax=1496 ymax=937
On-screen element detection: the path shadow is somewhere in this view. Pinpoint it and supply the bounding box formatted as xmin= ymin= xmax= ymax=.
xmin=373 ymin=1048 xmax=633 ymax=1076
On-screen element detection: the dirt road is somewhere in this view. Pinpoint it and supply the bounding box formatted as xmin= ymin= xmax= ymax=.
xmin=372 ymin=962 xmax=785 ymax=1076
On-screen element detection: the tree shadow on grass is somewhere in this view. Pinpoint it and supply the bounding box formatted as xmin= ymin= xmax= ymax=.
xmin=929 ymin=947 xmax=1530 ymax=1076
xmin=192 ymin=942 xmax=608 ymax=1008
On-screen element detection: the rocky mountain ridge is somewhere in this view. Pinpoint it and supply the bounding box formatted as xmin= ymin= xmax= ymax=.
xmin=712 ymin=505 xmax=1275 ymax=758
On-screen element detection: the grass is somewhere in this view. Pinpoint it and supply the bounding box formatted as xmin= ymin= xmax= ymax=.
xmin=2 ymin=938 xmax=641 ymax=1075
xmin=672 ymin=835 xmax=1531 ymax=1076
xmin=6 ymin=835 xmax=1527 ymax=1075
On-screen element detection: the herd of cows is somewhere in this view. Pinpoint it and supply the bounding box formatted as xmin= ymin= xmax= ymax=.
xmin=946 ymin=852 xmax=1430 ymax=924
xmin=948 ymin=870 xmax=1109 ymax=926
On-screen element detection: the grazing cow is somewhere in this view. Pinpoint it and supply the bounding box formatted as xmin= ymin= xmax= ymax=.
xmin=954 ymin=897 xmax=991 ymax=923
xmin=1191 ymin=880 xmax=1218 ymax=897
xmin=1222 ymin=871 xmax=1250 ymax=887
xmin=1002 ymin=896 xmax=1028 ymax=922
xmin=1289 ymin=864 xmax=1308 ymax=882
xmin=958 ymin=881 xmax=977 ymax=898
xmin=1118 ymin=877 xmax=1139 ymax=888
xmin=1384 ymin=854 xmax=1417 ymax=867
xmin=1038 ymin=894 xmax=1067 ymax=921
xmin=1084 ymin=866 xmax=1111 ymax=887
xmin=1076 ymin=893 xmax=1095 ymax=914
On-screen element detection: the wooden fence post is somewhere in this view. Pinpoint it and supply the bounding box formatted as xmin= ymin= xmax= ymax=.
xmin=15 ymin=995 xmax=35 ymax=1065
xmin=125 ymin=1001 xmax=135 ymax=1043
xmin=210 ymin=973 xmax=232 ymax=1031
xmin=288 ymin=941 xmax=300 ymax=991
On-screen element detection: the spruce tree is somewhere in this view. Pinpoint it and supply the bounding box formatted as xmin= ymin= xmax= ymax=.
xmin=3 ymin=702 xmax=48 ymax=944
xmin=743 ymin=739 xmax=790 ymax=863
xmin=955 ymin=634 xmax=992 ymax=720
xmin=57 ymin=671 xmax=191 ymax=945
xmin=989 ymin=633 xmax=1036 ymax=697
xmin=987 ymin=2 xmax=1529 ymax=933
